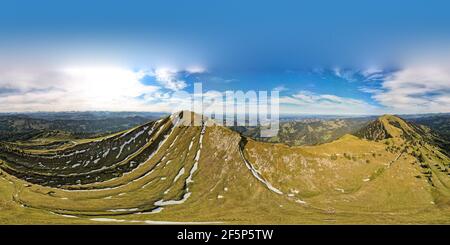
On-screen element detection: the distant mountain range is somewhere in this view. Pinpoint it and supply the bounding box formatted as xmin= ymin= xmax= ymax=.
xmin=233 ymin=113 xmax=450 ymax=148
xmin=232 ymin=117 xmax=369 ymax=146
xmin=0 ymin=112 xmax=166 ymax=141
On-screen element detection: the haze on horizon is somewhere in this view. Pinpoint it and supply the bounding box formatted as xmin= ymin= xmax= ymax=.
xmin=1 ymin=0 xmax=450 ymax=115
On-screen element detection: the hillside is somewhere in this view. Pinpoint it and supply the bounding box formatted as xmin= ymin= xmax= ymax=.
xmin=408 ymin=114 xmax=450 ymax=139
xmin=409 ymin=114 xmax=450 ymax=156
xmin=356 ymin=115 xmax=429 ymax=140
xmin=232 ymin=118 xmax=368 ymax=146
xmin=0 ymin=112 xmax=450 ymax=224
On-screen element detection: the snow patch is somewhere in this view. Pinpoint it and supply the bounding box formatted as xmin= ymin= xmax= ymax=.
xmin=116 ymin=126 xmax=149 ymax=159
xmin=239 ymin=146 xmax=283 ymax=195
xmin=102 ymin=149 xmax=110 ymax=158
xmin=154 ymin=192 xmax=191 ymax=206
xmin=169 ymin=135 xmax=180 ymax=148
xmin=136 ymin=207 xmax=164 ymax=214
xmin=186 ymin=162 xmax=198 ymax=184
xmin=108 ymin=208 xmax=139 ymax=212
xmin=91 ymin=218 xmax=126 ymax=223
xmin=90 ymin=217 xmax=220 ymax=224
xmin=295 ymin=199 xmax=307 ymax=204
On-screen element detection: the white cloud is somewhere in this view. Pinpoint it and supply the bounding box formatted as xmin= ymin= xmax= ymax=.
xmin=333 ymin=66 xmax=387 ymax=82
xmin=358 ymin=87 xmax=383 ymax=94
xmin=151 ymin=68 xmax=188 ymax=91
xmin=0 ymin=66 xmax=162 ymax=112
xmin=367 ymin=65 xmax=450 ymax=114
xmin=332 ymin=67 xmax=342 ymax=78
xmin=280 ymin=90 xmax=378 ymax=115
xmin=185 ymin=65 xmax=206 ymax=74
xmin=0 ymin=64 xmax=213 ymax=112
xmin=63 ymin=66 xmax=157 ymax=101
xmin=332 ymin=67 xmax=359 ymax=82
xmin=273 ymin=85 xmax=288 ymax=92
xmin=361 ymin=67 xmax=382 ymax=77
xmin=360 ymin=67 xmax=386 ymax=81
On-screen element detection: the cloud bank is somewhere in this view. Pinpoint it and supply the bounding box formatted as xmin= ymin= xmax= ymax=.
xmin=359 ymin=64 xmax=450 ymax=114
xmin=280 ymin=90 xmax=379 ymax=115
xmin=1 ymin=60 xmax=449 ymax=115
xmin=0 ymin=64 xmax=204 ymax=112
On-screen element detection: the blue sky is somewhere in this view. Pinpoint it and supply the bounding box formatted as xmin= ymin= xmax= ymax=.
xmin=1 ymin=0 xmax=450 ymax=114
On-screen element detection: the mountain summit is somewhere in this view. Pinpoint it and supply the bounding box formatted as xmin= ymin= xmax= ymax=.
xmin=1 ymin=112 xmax=450 ymax=224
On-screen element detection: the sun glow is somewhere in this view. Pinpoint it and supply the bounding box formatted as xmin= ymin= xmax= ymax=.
xmin=62 ymin=66 xmax=158 ymax=108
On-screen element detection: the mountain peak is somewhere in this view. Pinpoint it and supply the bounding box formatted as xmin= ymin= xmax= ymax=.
xmin=378 ymin=114 xmax=400 ymax=120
